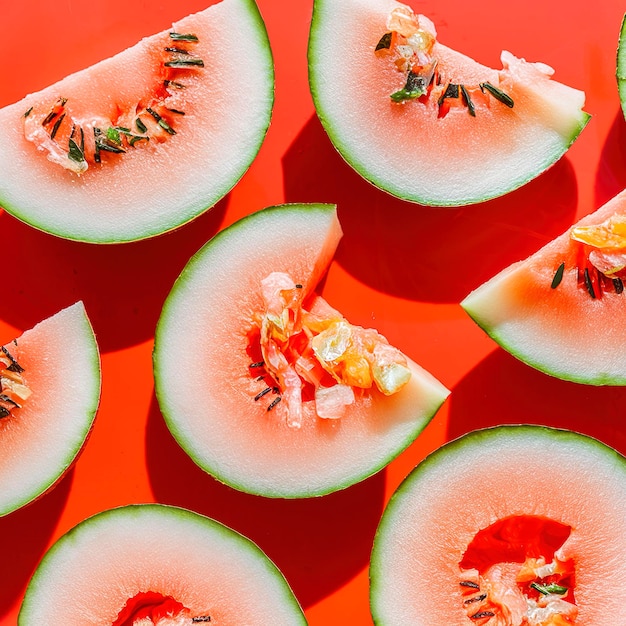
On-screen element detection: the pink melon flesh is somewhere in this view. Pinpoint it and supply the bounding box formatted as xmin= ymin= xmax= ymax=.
xmin=0 ymin=302 xmax=100 ymax=515
xmin=154 ymin=203 xmax=450 ymax=497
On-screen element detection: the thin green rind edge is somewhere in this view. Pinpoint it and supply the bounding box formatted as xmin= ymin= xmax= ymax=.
xmin=617 ymin=13 xmax=626 ymax=120
xmin=460 ymin=294 xmax=626 ymax=386
xmin=0 ymin=0 xmax=275 ymax=245
xmin=1 ymin=301 xmax=102 ymax=517
xmin=307 ymin=0 xmax=590 ymax=208
xmin=153 ymin=203 xmax=448 ymax=498
xmin=19 ymin=503 xmax=307 ymax=624
xmin=369 ymin=424 xmax=626 ymax=624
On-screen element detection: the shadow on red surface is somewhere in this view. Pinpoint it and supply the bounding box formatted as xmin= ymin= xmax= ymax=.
xmin=145 ymin=394 xmax=386 ymax=609
xmin=0 ymin=199 xmax=227 ymax=353
xmin=0 ymin=469 xmax=73 ymax=619
xmin=595 ymin=109 xmax=626 ymax=208
xmin=447 ymin=348 xmax=626 ymax=455
xmin=282 ymin=114 xmax=579 ymax=303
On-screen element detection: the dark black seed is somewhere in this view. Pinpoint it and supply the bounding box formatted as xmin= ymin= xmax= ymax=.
xmin=614 ymin=277 xmax=624 ymax=294
xmin=254 ymin=387 xmax=272 ymax=401
xmin=551 ymin=262 xmax=565 ymax=289
xmin=2 ymin=346 xmax=24 ymax=373
xmin=255 ymin=375 xmax=265 ymax=381
xmin=464 ymin=594 xmax=487 ymax=605
xmin=167 ymin=108 xmax=185 ymax=115
xmin=42 ymin=110 xmax=58 ymax=126
xmin=460 ymin=84 xmax=476 ymax=117
xmin=135 ymin=117 xmax=148 ymax=134
xmin=460 ymin=581 xmax=480 ymax=589
xmin=169 ymin=32 xmax=199 ymax=42
xmin=480 ymin=81 xmax=514 ymax=108
xmin=164 ymin=79 xmax=186 ymax=90
xmin=438 ymin=82 xmax=460 ymax=106
xmin=146 ymin=108 xmax=176 ymax=135
xmin=165 ymin=47 xmax=190 ymax=55
xmin=267 ymin=396 xmax=282 ymax=411
xmin=80 ymin=126 xmax=85 ymax=153
xmin=530 ymin=581 xmax=568 ymax=595
xmin=249 ymin=361 xmax=264 ymax=368
xmin=192 ymin=617 xmax=211 ymax=623
xmin=295 ymin=284 xmax=303 ymax=289
xmin=583 ymin=268 xmax=596 ymax=299
xmin=49 ymin=113 xmax=65 ymax=140
xmin=23 ymin=106 xmax=33 ymax=118
xmin=0 ymin=406 xmax=10 ymax=419
xmin=68 ymin=138 xmax=85 ymax=163
xmin=0 ymin=394 xmax=19 ymax=408
xmin=129 ymin=135 xmax=149 ymax=147
xmin=375 ymin=32 xmax=393 ymax=51
xmin=164 ymin=58 xmax=205 ymax=68
xmin=470 ymin=611 xmax=495 ymax=619
xmin=272 ymin=387 xmax=280 ymax=394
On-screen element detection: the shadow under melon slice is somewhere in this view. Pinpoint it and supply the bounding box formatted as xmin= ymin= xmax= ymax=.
xmin=0 ymin=0 xmax=273 ymax=243
xmin=370 ymin=425 xmax=626 ymax=624
xmin=308 ymin=0 xmax=589 ymax=206
xmin=462 ymin=188 xmax=626 ymax=385
xmin=0 ymin=301 xmax=100 ymax=516
xmin=153 ymin=203 xmax=449 ymax=498
xmin=19 ymin=504 xmax=306 ymax=624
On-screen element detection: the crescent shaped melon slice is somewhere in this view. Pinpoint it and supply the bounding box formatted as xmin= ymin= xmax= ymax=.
xmin=308 ymin=0 xmax=589 ymax=206
xmin=462 ymin=189 xmax=626 ymax=385
xmin=19 ymin=504 xmax=306 ymax=624
xmin=0 ymin=0 xmax=273 ymax=243
xmin=0 ymin=301 xmax=100 ymax=516
xmin=618 ymin=13 xmax=626 ymax=120
xmin=153 ymin=203 xmax=449 ymax=498
xmin=370 ymin=425 xmax=626 ymax=625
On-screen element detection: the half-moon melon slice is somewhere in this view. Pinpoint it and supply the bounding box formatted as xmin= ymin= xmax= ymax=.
xmin=308 ymin=0 xmax=589 ymax=206
xmin=153 ymin=203 xmax=449 ymax=498
xmin=0 ymin=301 xmax=100 ymax=516
xmin=19 ymin=504 xmax=306 ymax=624
xmin=370 ymin=425 xmax=626 ymax=625
xmin=0 ymin=0 xmax=274 ymax=243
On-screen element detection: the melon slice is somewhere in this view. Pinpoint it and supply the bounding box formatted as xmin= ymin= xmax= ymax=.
xmin=0 ymin=0 xmax=273 ymax=243
xmin=308 ymin=0 xmax=589 ymax=206
xmin=19 ymin=504 xmax=306 ymax=624
xmin=153 ymin=203 xmax=449 ymax=498
xmin=461 ymin=189 xmax=626 ymax=385
xmin=618 ymin=14 xmax=626 ymax=120
xmin=370 ymin=425 xmax=626 ymax=625
xmin=0 ymin=302 xmax=100 ymax=516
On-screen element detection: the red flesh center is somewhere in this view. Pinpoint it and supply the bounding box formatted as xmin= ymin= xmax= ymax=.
xmin=112 ymin=591 xmax=186 ymax=625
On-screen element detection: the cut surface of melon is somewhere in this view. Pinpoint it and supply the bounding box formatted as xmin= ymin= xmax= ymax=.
xmin=370 ymin=425 xmax=626 ymax=625
xmin=19 ymin=504 xmax=306 ymax=624
xmin=308 ymin=0 xmax=589 ymax=206
xmin=153 ymin=203 xmax=449 ymax=498
xmin=0 ymin=301 xmax=100 ymax=516
xmin=0 ymin=0 xmax=274 ymax=243
xmin=462 ymin=189 xmax=626 ymax=385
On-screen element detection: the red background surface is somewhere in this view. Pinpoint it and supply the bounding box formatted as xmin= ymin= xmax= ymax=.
xmin=0 ymin=0 xmax=625 ymax=623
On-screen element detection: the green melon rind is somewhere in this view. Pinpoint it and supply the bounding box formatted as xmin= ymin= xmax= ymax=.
xmin=154 ymin=203 xmax=449 ymax=498
xmin=369 ymin=425 xmax=626 ymax=625
xmin=19 ymin=503 xmax=306 ymax=624
xmin=618 ymin=14 xmax=626 ymax=120
xmin=308 ymin=0 xmax=590 ymax=207
xmin=1 ymin=301 xmax=101 ymax=517
xmin=0 ymin=0 xmax=274 ymax=244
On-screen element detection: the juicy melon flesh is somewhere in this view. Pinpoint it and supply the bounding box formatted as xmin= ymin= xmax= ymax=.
xmin=0 ymin=0 xmax=273 ymax=242
xmin=370 ymin=425 xmax=626 ymax=625
xmin=153 ymin=203 xmax=450 ymax=497
xmin=0 ymin=302 xmax=100 ymax=516
xmin=19 ymin=504 xmax=306 ymax=624
xmin=308 ymin=0 xmax=589 ymax=206
xmin=462 ymin=189 xmax=626 ymax=385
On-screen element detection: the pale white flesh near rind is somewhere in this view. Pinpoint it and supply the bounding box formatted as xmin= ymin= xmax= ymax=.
xmin=19 ymin=504 xmax=306 ymax=624
xmin=0 ymin=0 xmax=274 ymax=243
xmin=462 ymin=189 xmax=626 ymax=385
xmin=0 ymin=301 xmax=100 ymax=516
xmin=370 ymin=425 xmax=626 ymax=625
xmin=153 ymin=203 xmax=449 ymax=498
xmin=618 ymin=14 xmax=626 ymax=120
xmin=308 ymin=0 xmax=589 ymax=207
